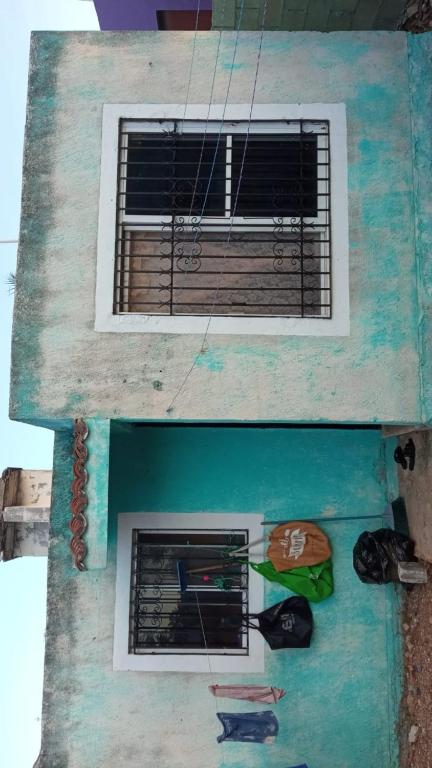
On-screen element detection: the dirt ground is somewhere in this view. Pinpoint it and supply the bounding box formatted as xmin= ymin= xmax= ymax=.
xmin=399 ymin=567 xmax=432 ymax=768
xmin=396 ymin=430 xmax=432 ymax=768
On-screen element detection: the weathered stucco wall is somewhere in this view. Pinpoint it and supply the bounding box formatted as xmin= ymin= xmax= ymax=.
xmin=408 ymin=34 xmax=432 ymax=423
xmin=11 ymin=31 xmax=425 ymax=423
xmin=41 ymin=425 xmax=401 ymax=768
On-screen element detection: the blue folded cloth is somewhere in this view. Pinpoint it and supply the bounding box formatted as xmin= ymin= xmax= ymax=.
xmin=216 ymin=711 xmax=279 ymax=744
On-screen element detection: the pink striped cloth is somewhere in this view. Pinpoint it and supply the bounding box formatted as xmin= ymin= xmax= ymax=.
xmin=208 ymin=685 xmax=286 ymax=704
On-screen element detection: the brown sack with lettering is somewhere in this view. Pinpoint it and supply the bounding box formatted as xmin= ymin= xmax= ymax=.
xmin=267 ymin=522 xmax=331 ymax=572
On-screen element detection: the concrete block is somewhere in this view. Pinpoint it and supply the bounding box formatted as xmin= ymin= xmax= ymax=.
xmin=3 ymin=506 xmax=50 ymax=523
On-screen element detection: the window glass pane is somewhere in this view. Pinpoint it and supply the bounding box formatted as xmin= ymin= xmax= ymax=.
xmin=124 ymin=133 xmax=226 ymax=217
xmin=231 ymin=134 xmax=318 ymax=217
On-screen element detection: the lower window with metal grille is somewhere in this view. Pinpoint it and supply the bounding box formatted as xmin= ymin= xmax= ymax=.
xmin=129 ymin=529 xmax=249 ymax=655
xmin=114 ymin=118 xmax=331 ymax=319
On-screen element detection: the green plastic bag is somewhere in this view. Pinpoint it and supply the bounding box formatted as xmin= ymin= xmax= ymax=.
xmin=249 ymin=558 xmax=333 ymax=603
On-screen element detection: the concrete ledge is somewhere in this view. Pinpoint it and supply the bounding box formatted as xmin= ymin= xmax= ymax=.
xmin=3 ymin=506 xmax=50 ymax=522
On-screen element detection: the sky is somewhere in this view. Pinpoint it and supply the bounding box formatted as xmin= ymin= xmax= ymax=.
xmin=0 ymin=3 xmax=98 ymax=766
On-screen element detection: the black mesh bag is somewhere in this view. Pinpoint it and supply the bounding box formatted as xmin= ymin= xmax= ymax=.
xmin=246 ymin=596 xmax=313 ymax=650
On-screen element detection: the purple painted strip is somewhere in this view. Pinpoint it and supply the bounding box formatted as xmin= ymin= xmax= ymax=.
xmin=94 ymin=0 xmax=212 ymax=31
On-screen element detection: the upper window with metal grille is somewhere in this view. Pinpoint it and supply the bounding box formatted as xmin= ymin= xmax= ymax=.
xmin=114 ymin=119 xmax=331 ymax=319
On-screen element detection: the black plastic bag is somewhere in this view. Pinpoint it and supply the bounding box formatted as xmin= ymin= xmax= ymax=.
xmin=246 ymin=596 xmax=313 ymax=650
xmin=353 ymin=528 xmax=415 ymax=584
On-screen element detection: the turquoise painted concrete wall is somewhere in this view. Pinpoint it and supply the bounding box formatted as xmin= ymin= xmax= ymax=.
xmin=40 ymin=426 xmax=401 ymax=767
xmin=109 ymin=425 xmax=387 ymax=516
xmin=408 ymin=34 xmax=432 ymax=423
xmin=10 ymin=31 xmax=428 ymax=424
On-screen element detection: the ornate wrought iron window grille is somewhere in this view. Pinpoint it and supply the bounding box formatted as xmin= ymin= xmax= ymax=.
xmin=114 ymin=119 xmax=331 ymax=319
xmin=129 ymin=529 xmax=249 ymax=655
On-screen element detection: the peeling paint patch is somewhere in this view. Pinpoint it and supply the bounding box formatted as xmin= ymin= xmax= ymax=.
xmin=195 ymin=348 xmax=224 ymax=372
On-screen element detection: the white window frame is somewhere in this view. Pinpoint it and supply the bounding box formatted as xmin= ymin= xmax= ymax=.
xmin=114 ymin=512 xmax=265 ymax=673
xmin=96 ymin=103 xmax=349 ymax=336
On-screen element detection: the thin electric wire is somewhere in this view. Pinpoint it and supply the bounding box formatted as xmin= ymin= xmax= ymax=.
xmin=166 ymin=1 xmax=267 ymax=414
xmin=166 ymin=0 xmax=247 ymax=415
xmin=181 ymin=0 xmax=202 ymax=129
xmin=193 ymin=589 xmax=227 ymax=764
xmin=185 ymin=0 xmax=227 ymax=222
xmin=188 ymin=0 xmax=246 ymax=239
xmin=203 ymin=0 xmax=268 ymax=335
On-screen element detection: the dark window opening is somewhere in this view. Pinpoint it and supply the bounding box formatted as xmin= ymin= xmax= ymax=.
xmin=129 ymin=529 xmax=249 ymax=654
xmin=157 ymin=10 xmax=212 ymax=30
xmin=232 ymin=135 xmax=318 ymax=217
xmin=125 ymin=134 xmax=226 ymax=217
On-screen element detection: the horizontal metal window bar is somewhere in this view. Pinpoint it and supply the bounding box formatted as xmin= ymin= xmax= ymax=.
xmin=134 ymin=628 xmax=244 ymax=637
xmin=120 ymin=195 xmax=325 ymax=202
xmin=134 ymin=625 xmax=244 ymax=633
xmin=117 ymin=238 xmax=331 ymax=245
xmin=115 ymin=300 xmax=331 ymax=308
xmin=133 ymin=550 xmax=242 ymax=558
xmin=121 ymin=286 xmax=325 ymax=292
xmin=134 ymin=540 xmax=244 ymax=546
xmin=117 ymin=245 xmax=329 ymax=251
xmin=118 ymin=247 xmax=329 ymax=252
xmin=131 ymin=650 xmax=248 ymax=656
xmin=116 ymin=270 xmax=330 ymax=276
xmin=121 ymin=119 xmax=329 ymax=126
xmin=134 ymin=611 xmax=244 ymax=619
xmin=120 ymin=175 xmax=325 ymax=182
xmin=121 ymin=176 xmax=226 ymax=182
xmin=122 ymin=142 xmax=327 ymax=150
xmin=132 ymin=591 xmax=246 ymax=598
xmin=132 ymin=642 xmax=244 ymax=649
xmin=120 ymin=207 xmax=330 ymax=213
xmin=119 ymin=160 xmax=329 ymax=167
xmin=130 ymin=599 xmax=247 ymax=606
xmin=121 ymin=133 xmax=327 ymax=140
xmin=122 ymin=136 xmax=325 ymax=143
xmin=133 ymin=590 xmax=245 ymax=596
xmin=135 ymin=620 xmax=244 ymax=634
xmin=117 ymin=252 xmax=330 ymax=258
xmin=118 ymin=229 xmax=329 ymax=236
xmin=133 ymin=557 xmax=244 ymax=564
xmin=136 ymin=557 xmax=242 ymax=568
xmin=117 ymin=310 xmax=328 ymax=319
